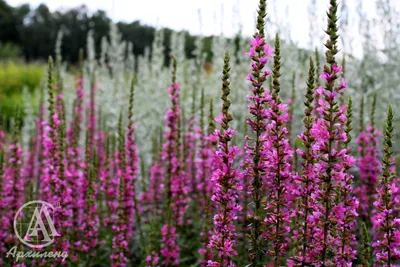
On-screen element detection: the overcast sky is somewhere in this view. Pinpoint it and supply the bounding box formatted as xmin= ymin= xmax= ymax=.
xmin=6 ymin=0 xmax=387 ymax=54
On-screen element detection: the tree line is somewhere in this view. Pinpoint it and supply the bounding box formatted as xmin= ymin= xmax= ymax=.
xmin=0 ymin=0 xmax=215 ymax=64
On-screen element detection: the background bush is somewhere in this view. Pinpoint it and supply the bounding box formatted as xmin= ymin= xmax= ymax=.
xmin=0 ymin=60 xmax=44 ymax=127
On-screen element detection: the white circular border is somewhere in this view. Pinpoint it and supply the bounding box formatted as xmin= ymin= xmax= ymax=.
xmin=13 ymin=200 xmax=58 ymax=249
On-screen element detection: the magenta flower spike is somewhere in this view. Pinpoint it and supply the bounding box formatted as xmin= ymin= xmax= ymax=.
xmin=244 ymin=0 xmax=274 ymax=264
xmin=310 ymin=1 xmax=358 ymax=265
xmin=198 ymin=95 xmax=218 ymax=266
xmin=332 ymin=97 xmax=358 ymax=264
xmin=262 ymin=34 xmax=293 ymax=266
xmin=207 ymin=50 xmax=242 ymax=267
xmin=372 ymin=105 xmax=400 ymax=266
xmin=110 ymin=114 xmax=129 ymax=267
xmin=355 ymin=94 xmax=381 ymax=223
xmin=289 ymin=57 xmax=322 ymax=266
xmin=159 ymin=58 xmax=182 ymax=265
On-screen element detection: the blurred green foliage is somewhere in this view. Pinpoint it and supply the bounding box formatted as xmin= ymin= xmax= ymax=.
xmin=0 ymin=60 xmax=44 ymax=127
xmin=0 ymin=42 xmax=21 ymax=58
xmin=0 ymin=61 xmax=44 ymax=94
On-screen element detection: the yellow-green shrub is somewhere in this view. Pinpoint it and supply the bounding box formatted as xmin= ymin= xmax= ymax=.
xmin=0 ymin=61 xmax=44 ymax=95
xmin=0 ymin=61 xmax=44 ymax=128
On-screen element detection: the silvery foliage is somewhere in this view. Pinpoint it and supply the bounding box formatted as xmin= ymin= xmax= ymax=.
xmin=42 ymin=0 xmax=399 ymax=168
xmin=21 ymin=86 xmax=36 ymax=152
xmin=135 ymin=28 xmax=170 ymax=164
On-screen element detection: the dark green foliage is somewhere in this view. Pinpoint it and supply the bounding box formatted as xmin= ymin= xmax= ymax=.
xmin=0 ymin=0 xmax=215 ymax=64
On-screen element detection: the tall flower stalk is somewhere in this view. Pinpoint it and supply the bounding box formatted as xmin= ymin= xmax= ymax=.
xmin=160 ymin=58 xmax=181 ymax=265
xmin=199 ymin=97 xmax=218 ymax=266
xmin=80 ymin=138 xmax=98 ymax=257
xmin=311 ymin=1 xmax=355 ymax=265
xmin=290 ymin=57 xmax=320 ymax=266
xmin=244 ymin=0 xmax=274 ymax=264
xmin=125 ymin=78 xmax=142 ymax=246
xmin=3 ymin=122 xmax=24 ymax=250
xmin=372 ymin=105 xmax=399 ymax=266
xmin=208 ymin=50 xmax=242 ymax=267
xmin=110 ymin=114 xmax=129 ymax=267
xmin=334 ymin=97 xmax=358 ymax=264
xmin=356 ymin=94 xmax=381 ymax=223
xmin=263 ymin=33 xmax=293 ymax=266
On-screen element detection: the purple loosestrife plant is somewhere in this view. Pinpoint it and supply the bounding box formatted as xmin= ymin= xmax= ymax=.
xmin=199 ymin=97 xmax=218 ymax=266
xmin=207 ymin=50 xmax=242 ymax=267
xmin=238 ymin=119 xmax=254 ymax=266
xmin=333 ymin=97 xmax=358 ymax=264
xmin=125 ymin=78 xmax=144 ymax=248
xmin=55 ymin=97 xmax=73 ymax=259
xmin=311 ymin=1 xmax=357 ymax=265
xmin=42 ymin=58 xmax=64 ymax=219
xmin=356 ymin=94 xmax=381 ymax=223
xmin=244 ymin=0 xmax=274 ymax=264
xmin=98 ymin=135 xmax=111 ymax=228
xmin=95 ymin=126 xmax=107 ymax=229
xmin=105 ymin=146 xmax=122 ymax=230
xmin=141 ymin=149 xmax=164 ymax=218
xmin=372 ymin=105 xmax=400 ymax=266
xmin=263 ymin=34 xmax=293 ymax=266
xmin=66 ymin=63 xmax=85 ymax=239
xmin=160 ymin=58 xmax=181 ymax=266
xmin=110 ymin=114 xmax=129 ymax=267
xmin=312 ymin=0 xmax=346 ymax=266
xmin=5 ymin=130 xmax=25 ymax=266
xmin=289 ymin=57 xmax=322 ymax=266
xmin=3 ymin=131 xmax=24 ymax=249
xmin=78 ymin=132 xmax=99 ymax=256
xmin=171 ymin=112 xmax=190 ymax=227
